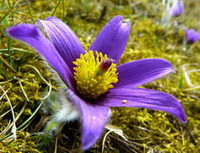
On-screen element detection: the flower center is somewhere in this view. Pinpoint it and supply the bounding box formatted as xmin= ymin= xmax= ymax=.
xmin=73 ymin=51 xmax=118 ymax=99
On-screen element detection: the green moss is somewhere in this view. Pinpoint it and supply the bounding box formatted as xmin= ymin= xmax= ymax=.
xmin=0 ymin=131 xmax=41 ymax=153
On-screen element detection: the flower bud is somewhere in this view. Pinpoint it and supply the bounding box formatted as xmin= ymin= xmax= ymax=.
xmin=185 ymin=29 xmax=200 ymax=44
xmin=170 ymin=0 xmax=184 ymax=17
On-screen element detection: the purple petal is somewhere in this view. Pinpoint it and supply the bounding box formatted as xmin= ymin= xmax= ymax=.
xmin=170 ymin=0 xmax=184 ymax=17
xmin=185 ymin=29 xmax=200 ymax=44
xmin=89 ymin=15 xmax=130 ymax=63
xmin=99 ymin=88 xmax=187 ymax=123
xmin=38 ymin=17 xmax=85 ymax=71
xmin=6 ymin=24 xmax=74 ymax=90
xmin=66 ymin=89 xmax=109 ymax=150
xmin=115 ymin=58 xmax=175 ymax=88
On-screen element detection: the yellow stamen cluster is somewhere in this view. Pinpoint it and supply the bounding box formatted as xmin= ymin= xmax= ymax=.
xmin=73 ymin=51 xmax=118 ymax=99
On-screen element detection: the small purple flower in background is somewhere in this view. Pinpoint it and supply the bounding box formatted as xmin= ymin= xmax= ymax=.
xmin=170 ymin=0 xmax=184 ymax=17
xmin=6 ymin=16 xmax=187 ymax=151
xmin=185 ymin=29 xmax=200 ymax=44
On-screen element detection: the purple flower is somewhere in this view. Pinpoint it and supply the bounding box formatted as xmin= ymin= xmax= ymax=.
xmin=6 ymin=16 xmax=187 ymax=150
xmin=170 ymin=0 xmax=184 ymax=16
xmin=185 ymin=29 xmax=200 ymax=44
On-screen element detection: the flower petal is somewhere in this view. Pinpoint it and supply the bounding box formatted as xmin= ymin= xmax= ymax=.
xmin=185 ymin=29 xmax=200 ymax=43
xmin=6 ymin=24 xmax=74 ymax=89
xmin=38 ymin=17 xmax=85 ymax=71
xmin=99 ymin=88 xmax=187 ymax=123
xmin=89 ymin=15 xmax=130 ymax=63
xmin=115 ymin=58 xmax=175 ymax=88
xmin=170 ymin=0 xmax=184 ymax=17
xmin=66 ymin=89 xmax=109 ymax=150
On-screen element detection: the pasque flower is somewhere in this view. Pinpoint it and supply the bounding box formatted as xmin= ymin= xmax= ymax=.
xmin=170 ymin=0 xmax=184 ymax=17
xmin=185 ymin=29 xmax=200 ymax=44
xmin=7 ymin=16 xmax=186 ymax=150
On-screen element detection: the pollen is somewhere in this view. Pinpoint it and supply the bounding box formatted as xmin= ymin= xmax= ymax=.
xmin=122 ymin=100 xmax=127 ymax=103
xmin=73 ymin=51 xmax=118 ymax=99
